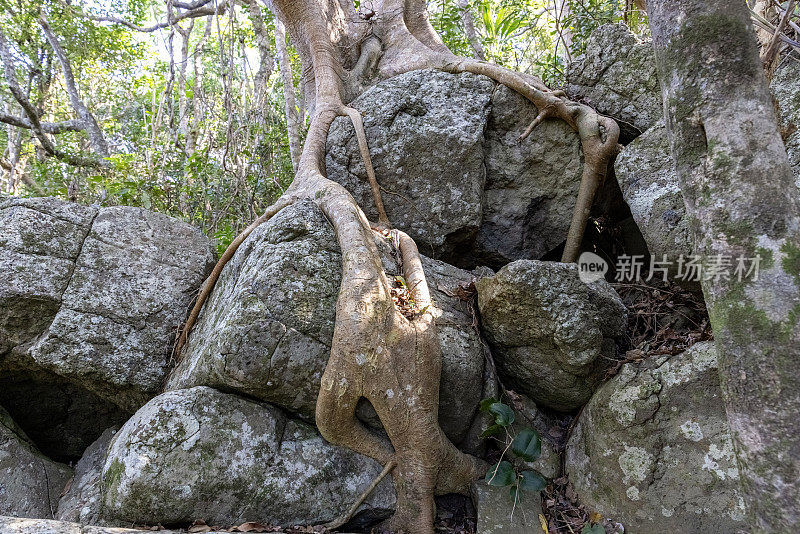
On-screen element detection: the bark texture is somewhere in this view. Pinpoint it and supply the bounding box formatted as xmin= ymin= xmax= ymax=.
xmin=648 ymin=1 xmax=800 ymax=530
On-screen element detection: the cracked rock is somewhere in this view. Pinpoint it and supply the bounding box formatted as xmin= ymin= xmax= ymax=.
xmin=0 ymin=404 xmax=73 ymax=519
xmin=325 ymin=69 xmax=583 ymax=266
xmin=0 ymin=197 xmax=215 ymax=459
xmin=167 ymin=200 xmax=487 ymax=447
xmin=565 ymin=342 xmax=747 ymax=533
xmin=566 ymin=23 xmax=661 ymax=137
xmin=476 ymin=260 xmax=627 ymax=411
xmin=101 ymin=386 xmax=395 ymax=526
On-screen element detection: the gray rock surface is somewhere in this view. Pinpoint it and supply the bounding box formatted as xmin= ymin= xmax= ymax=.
xmin=0 ymin=405 xmax=73 ymax=519
xmin=477 ymin=260 xmax=627 ymax=411
xmin=326 ymin=69 xmax=583 ymax=266
xmin=0 ymin=198 xmax=215 ymax=459
xmin=471 ymin=480 xmax=544 ymax=534
xmin=57 ymin=428 xmax=118 ymax=525
xmin=0 ymin=516 xmax=197 ymax=534
xmin=167 ymin=200 xmax=486 ymax=446
xmin=102 ymin=386 xmax=395 ymax=526
xmin=773 ymin=58 xmax=800 ymax=186
xmin=614 ymin=121 xmax=694 ymax=261
xmin=566 ymin=342 xmax=748 ymax=533
xmin=566 ymin=23 xmax=661 ymax=136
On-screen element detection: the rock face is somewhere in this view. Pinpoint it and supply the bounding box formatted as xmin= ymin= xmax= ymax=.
xmin=614 ymin=121 xmax=693 ymax=261
xmin=773 ymin=58 xmax=800 ymax=186
xmin=0 ymin=198 xmax=215 ymax=459
xmin=477 ymin=260 xmax=627 ymax=412
xmin=566 ymin=342 xmax=747 ymax=533
xmin=57 ymin=428 xmax=118 ymax=525
xmin=566 ymin=24 xmax=661 ymax=137
xmin=326 ymin=69 xmax=583 ymax=266
xmin=167 ymin=200 xmax=486 ymax=446
xmin=0 ymin=405 xmax=73 ymax=519
xmin=471 ymin=480 xmax=544 ymax=534
xmin=102 ymin=386 xmax=395 ymax=526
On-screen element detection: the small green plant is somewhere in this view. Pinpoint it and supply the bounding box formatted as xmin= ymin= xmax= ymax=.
xmin=581 ymin=522 xmax=605 ymax=534
xmin=480 ymin=397 xmax=547 ymax=509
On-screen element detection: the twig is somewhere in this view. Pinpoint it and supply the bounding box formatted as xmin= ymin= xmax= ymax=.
xmin=324 ymin=459 xmax=396 ymax=531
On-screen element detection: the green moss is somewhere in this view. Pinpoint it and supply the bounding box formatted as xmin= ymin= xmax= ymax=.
xmin=756 ymin=247 xmax=775 ymax=270
xmin=103 ymin=458 xmax=125 ymax=494
xmin=780 ymin=242 xmax=800 ymax=281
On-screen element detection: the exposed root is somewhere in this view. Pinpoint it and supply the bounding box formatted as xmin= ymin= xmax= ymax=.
xmin=343 ymin=106 xmax=390 ymax=227
xmin=324 ymin=458 xmax=397 ymax=531
xmin=172 ymin=195 xmax=295 ymax=361
xmin=438 ymin=58 xmax=622 ymax=262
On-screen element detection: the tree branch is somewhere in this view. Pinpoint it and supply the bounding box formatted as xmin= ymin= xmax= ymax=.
xmin=0 ymin=28 xmax=105 ymax=168
xmin=39 ymin=16 xmax=110 ymax=157
xmin=0 ymin=112 xmax=83 ymax=133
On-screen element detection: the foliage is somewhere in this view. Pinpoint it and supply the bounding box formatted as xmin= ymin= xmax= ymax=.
xmin=2 ymin=0 xmax=643 ymax=250
xmin=480 ymin=397 xmax=548 ymax=506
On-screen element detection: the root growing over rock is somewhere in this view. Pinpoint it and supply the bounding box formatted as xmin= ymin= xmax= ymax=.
xmin=173 ymin=1 xmax=621 ymax=532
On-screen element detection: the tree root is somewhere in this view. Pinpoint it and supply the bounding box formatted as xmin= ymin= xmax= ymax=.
xmin=324 ymin=459 xmax=396 ymax=531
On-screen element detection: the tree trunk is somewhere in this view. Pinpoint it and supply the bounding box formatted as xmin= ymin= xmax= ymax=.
xmin=647 ymin=0 xmax=800 ymax=529
xmin=273 ymin=19 xmax=302 ymax=171
xmin=457 ymin=0 xmax=486 ymax=60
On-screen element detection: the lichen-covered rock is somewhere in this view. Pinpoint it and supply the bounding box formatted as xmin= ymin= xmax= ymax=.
xmin=772 ymin=58 xmax=800 ymax=186
xmin=476 ymin=260 xmax=627 ymax=411
xmin=614 ymin=121 xmax=694 ymax=261
xmin=167 ymin=200 xmax=486 ymax=446
xmin=0 ymin=516 xmax=189 ymax=534
xmin=0 ymin=405 xmax=73 ymax=519
xmin=0 ymin=198 xmax=215 ymax=459
xmin=57 ymin=427 xmax=118 ymax=525
xmin=471 ymin=480 xmax=544 ymax=534
xmin=565 ymin=342 xmax=747 ymax=533
xmin=566 ymin=24 xmax=661 ymax=136
xmin=325 ymin=69 xmax=582 ymax=266
xmin=478 ymin=85 xmax=583 ymax=264
xmin=566 ymin=23 xmax=663 ymax=135
xmin=102 ymin=386 xmax=395 ymax=526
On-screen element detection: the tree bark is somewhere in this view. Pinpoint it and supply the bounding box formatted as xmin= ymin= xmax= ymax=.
xmin=648 ymin=0 xmax=800 ymax=529
xmin=457 ymin=0 xmax=486 ymax=60
xmin=273 ymin=19 xmax=301 ymax=170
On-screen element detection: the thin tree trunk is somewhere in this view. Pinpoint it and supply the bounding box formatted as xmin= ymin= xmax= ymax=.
xmin=648 ymin=0 xmax=800 ymax=530
xmin=456 ymin=0 xmax=485 ymax=61
xmin=39 ymin=17 xmax=109 ymax=158
xmin=273 ymin=19 xmax=301 ymax=171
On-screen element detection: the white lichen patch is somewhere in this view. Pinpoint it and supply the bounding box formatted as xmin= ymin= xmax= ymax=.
xmin=618 ymin=444 xmax=654 ymax=485
xmin=680 ymin=420 xmax=704 ymax=442
xmin=701 ymin=435 xmax=739 ymax=481
xmin=626 ymin=485 xmax=640 ymax=501
xmin=661 ymin=506 xmax=674 ymax=517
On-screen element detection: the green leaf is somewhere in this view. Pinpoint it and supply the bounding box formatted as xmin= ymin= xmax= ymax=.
xmin=581 ymin=524 xmax=605 ymax=534
xmin=489 ymin=402 xmax=515 ymax=426
xmin=485 ymin=460 xmax=515 ymax=487
xmin=511 ymin=427 xmax=542 ymax=461
xmin=479 ymin=397 xmax=499 ymax=413
xmin=509 ymin=483 xmax=520 ymax=502
xmin=480 ymin=424 xmax=504 ymax=439
xmin=518 ymin=470 xmax=547 ymax=492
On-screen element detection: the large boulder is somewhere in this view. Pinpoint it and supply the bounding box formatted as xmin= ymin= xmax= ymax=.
xmin=565 ymin=342 xmax=747 ymax=533
xmin=614 ymin=121 xmax=693 ymax=261
xmin=166 ymin=200 xmax=486 ymax=446
xmin=56 ymin=427 xmax=118 ymax=525
xmin=0 ymin=198 xmax=215 ymax=459
xmin=0 ymin=405 xmax=73 ymax=519
xmin=476 ymin=260 xmax=627 ymax=411
xmin=326 ymin=69 xmax=583 ymax=266
xmin=102 ymin=386 xmax=395 ymax=526
xmin=566 ymin=24 xmax=661 ymax=137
